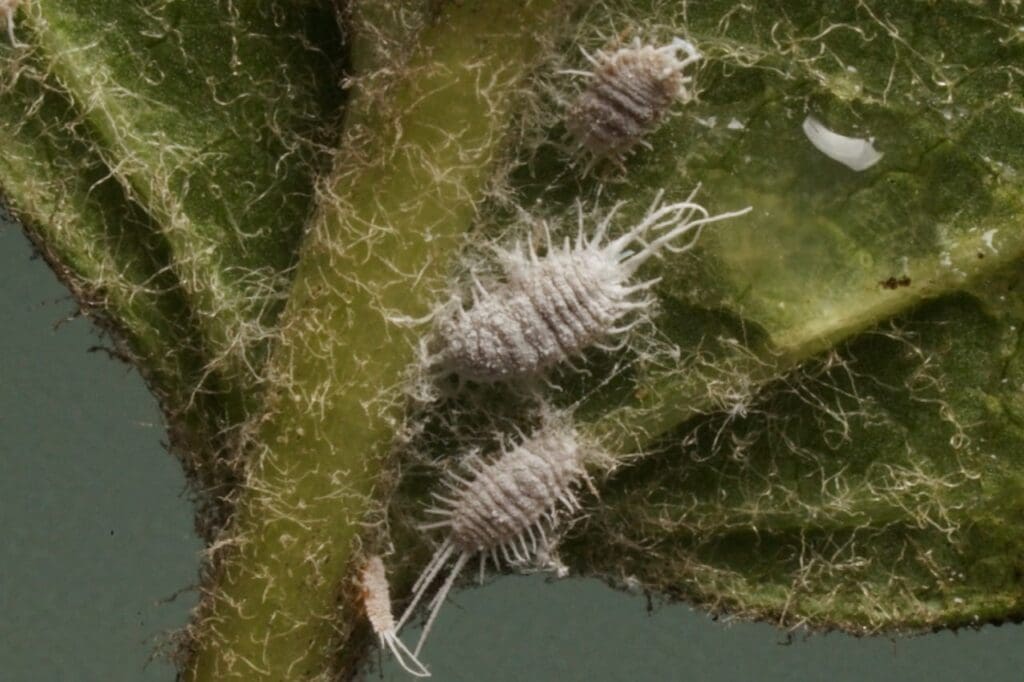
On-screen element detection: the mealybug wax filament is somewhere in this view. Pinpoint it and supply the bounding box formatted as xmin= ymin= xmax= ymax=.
xmin=397 ymin=420 xmax=594 ymax=656
xmin=429 ymin=189 xmax=751 ymax=383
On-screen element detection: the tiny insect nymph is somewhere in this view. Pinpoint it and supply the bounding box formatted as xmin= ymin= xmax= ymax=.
xmin=429 ymin=190 xmax=751 ymax=383
xmin=396 ymin=420 xmax=593 ymax=655
xmin=566 ymin=37 xmax=702 ymax=163
xmin=361 ymin=556 xmax=431 ymax=677
xmin=0 ymin=0 xmax=23 ymax=48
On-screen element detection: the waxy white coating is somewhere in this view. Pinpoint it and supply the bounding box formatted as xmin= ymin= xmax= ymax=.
xmin=432 ymin=191 xmax=751 ymax=383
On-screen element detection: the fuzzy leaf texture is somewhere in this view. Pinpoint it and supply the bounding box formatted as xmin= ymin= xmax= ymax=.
xmin=20 ymin=0 xmax=347 ymax=415
xmin=502 ymin=0 xmax=1024 ymax=633
xmin=392 ymin=0 xmax=1024 ymax=637
xmin=1 ymin=0 xmax=1023 ymax=680
xmin=1 ymin=0 xmax=346 ymax=535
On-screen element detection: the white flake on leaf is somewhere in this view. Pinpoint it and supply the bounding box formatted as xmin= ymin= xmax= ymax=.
xmin=981 ymin=229 xmax=998 ymax=253
xmin=801 ymin=115 xmax=883 ymax=171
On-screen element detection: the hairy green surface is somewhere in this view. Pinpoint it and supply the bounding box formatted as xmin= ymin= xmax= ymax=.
xmin=0 ymin=47 xmax=233 ymax=529
xmin=491 ymin=0 xmax=1024 ymax=447
xmin=568 ymin=289 xmax=1024 ymax=631
xmin=183 ymin=3 xmax=568 ymax=679
xmin=22 ymin=0 xmax=346 ymax=408
xmin=491 ymin=0 xmax=1024 ymax=632
xmin=4 ymin=0 xmax=1024 ymax=677
xmin=385 ymin=0 xmax=1024 ymax=641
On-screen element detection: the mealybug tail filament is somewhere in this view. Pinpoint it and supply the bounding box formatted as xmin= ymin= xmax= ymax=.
xmin=397 ymin=423 xmax=589 ymax=656
xmin=361 ymin=556 xmax=432 ymax=678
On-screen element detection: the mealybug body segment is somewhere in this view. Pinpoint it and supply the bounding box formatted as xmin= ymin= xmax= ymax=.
xmin=361 ymin=556 xmax=431 ymax=678
xmin=567 ymin=38 xmax=701 ymax=163
xmin=397 ymin=421 xmax=591 ymax=655
xmin=430 ymin=192 xmax=751 ymax=383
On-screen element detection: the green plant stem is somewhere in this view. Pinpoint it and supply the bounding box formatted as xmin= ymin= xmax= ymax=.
xmin=183 ymin=2 xmax=564 ymax=679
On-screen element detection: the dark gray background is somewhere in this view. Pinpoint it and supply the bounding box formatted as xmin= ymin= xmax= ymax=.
xmin=1 ymin=221 xmax=1021 ymax=681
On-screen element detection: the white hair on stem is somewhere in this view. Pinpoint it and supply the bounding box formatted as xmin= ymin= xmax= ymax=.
xmin=1 ymin=0 xmax=24 ymax=48
xmin=361 ymin=556 xmax=431 ymax=678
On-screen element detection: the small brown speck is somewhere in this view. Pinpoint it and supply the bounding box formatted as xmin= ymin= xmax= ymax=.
xmin=880 ymin=276 xmax=912 ymax=290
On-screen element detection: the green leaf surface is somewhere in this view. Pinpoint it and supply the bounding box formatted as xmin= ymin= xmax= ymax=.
xmin=567 ymin=288 xmax=1024 ymax=631
xmin=0 ymin=47 xmax=234 ymax=530
xmin=22 ymin=0 xmax=346 ymax=401
xmin=481 ymin=0 xmax=1024 ymax=632
xmin=479 ymin=0 xmax=1024 ymax=446
xmin=7 ymin=0 xmax=1024 ymax=672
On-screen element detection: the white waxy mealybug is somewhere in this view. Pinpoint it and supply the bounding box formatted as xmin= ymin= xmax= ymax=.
xmin=566 ymin=38 xmax=701 ymax=163
xmin=430 ymin=191 xmax=751 ymax=383
xmin=396 ymin=420 xmax=593 ymax=655
xmin=360 ymin=556 xmax=431 ymax=678
xmin=0 ymin=0 xmax=23 ymax=48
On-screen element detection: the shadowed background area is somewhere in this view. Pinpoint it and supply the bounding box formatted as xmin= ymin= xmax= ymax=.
xmin=1 ymin=220 xmax=1021 ymax=681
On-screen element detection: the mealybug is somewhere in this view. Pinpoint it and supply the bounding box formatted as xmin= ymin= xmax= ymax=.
xmin=1 ymin=0 xmax=23 ymax=48
xmin=566 ymin=38 xmax=701 ymax=164
xmin=360 ymin=556 xmax=431 ymax=678
xmin=396 ymin=420 xmax=594 ymax=655
xmin=429 ymin=191 xmax=751 ymax=383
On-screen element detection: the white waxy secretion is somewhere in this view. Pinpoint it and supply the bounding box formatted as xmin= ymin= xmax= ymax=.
xmin=396 ymin=421 xmax=592 ymax=656
xmin=566 ymin=37 xmax=702 ymax=163
xmin=801 ymin=115 xmax=883 ymax=171
xmin=430 ymin=190 xmax=752 ymax=383
xmin=361 ymin=556 xmax=431 ymax=677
